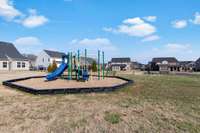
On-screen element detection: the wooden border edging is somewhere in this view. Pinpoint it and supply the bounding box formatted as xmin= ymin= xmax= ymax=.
xmin=2 ymin=76 xmax=134 ymax=95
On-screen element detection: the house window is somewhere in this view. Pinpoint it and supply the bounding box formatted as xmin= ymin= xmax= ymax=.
xmin=43 ymin=58 xmax=44 ymax=62
xmin=17 ymin=62 xmax=21 ymax=68
xmin=3 ymin=62 xmax=7 ymax=68
xmin=48 ymin=58 xmax=50 ymax=62
xmin=22 ymin=62 xmax=26 ymax=68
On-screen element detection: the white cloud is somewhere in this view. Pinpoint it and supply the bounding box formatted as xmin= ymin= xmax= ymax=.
xmin=190 ymin=12 xmax=200 ymax=25
xmin=14 ymin=36 xmax=42 ymax=46
xmin=14 ymin=36 xmax=43 ymax=54
xmin=0 ymin=1 xmax=48 ymax=28
xmin=102 ymin=27 xmax=113 ymax=32
xmin=165 ymin=43 xmax=191 ymax=52
xmin=69 ymin=38 xmax=118 ymax=59
xmin=21 ymin=9 xmax=48 ymax=28
xmin=142 ymin=35 xmax=160 ymax=42
xmin=143 ymin=16 xmax=157 ymax=22
xmin=118 ymin=23 xmax=156 ymax=37
xmin=123 ymin=17 xmax=144 ymax=25
xmin=172 ymin=20 xmax=187 ymax=29
xmin=0 ymin=0 xmax=22 ymax=20
xmin=104 ymin=17 xmax=157 ymax=37
xmin=70 ymin=38 xmax=117 ymax=51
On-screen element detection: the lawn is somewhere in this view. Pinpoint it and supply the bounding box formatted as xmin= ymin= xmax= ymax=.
xmin=0 ymin=74 xmax=200 ymax=133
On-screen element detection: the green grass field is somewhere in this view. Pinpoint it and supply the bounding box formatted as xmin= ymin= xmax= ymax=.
xmin=0 ymin=74 xmax=200 ymax=133
xmin=117 ymin=74 xmax=200 ymax=132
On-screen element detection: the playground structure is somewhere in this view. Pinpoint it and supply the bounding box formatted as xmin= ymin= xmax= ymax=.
xmin=46 ymin=49 xmax=105 ymax=81
xmin=2 ymin=49 xmax=133 ymax=95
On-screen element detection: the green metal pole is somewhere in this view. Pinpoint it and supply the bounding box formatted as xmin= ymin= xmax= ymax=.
xmin=85 ymin=49 xmax=87 ymax=70
xmin=70 ymin=52 xmax=72 ymax=80
xmin=102 ymin=51 xmax=105 ymax=79
xmin=68 ymin=52 xmax=71 ymax=80
xmin=78 ymin=50 xmax=80 ymax=80
xmin=98 ymin=50 xmax=100 ymax=80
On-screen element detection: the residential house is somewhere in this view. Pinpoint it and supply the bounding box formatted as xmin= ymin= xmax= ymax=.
xmin=179 ymin=61 xmax=195 ymax=72
xmin=0 ymin=41 xmax=29 ymax=71
xmin=150 ymin=57 xmax=179 ymax=72
xmin=35 ymin=50 xmax=67 ymax=70
xmin=195 ymin=58 xmax=200 ymax=71
xmin=79 ymin=57 xmax=96 ymax=67
xmin=132 ymin=61 xmax=144 ymax=70
xmin=108 ymin=57 xmax=132 ymax=71
xmin=23 ymin=54 xmax=37 ymax=70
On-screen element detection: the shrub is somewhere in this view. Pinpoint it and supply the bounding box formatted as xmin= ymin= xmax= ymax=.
xmin=47 ymin=60 xmax=58 ymax=73
xmin=51 ymin=60 xmax=58 ymax=72
xmin=47 ymin=64 xmax=52 ymax=73
xmin=91 ymin=60 xmax=97 ymax=72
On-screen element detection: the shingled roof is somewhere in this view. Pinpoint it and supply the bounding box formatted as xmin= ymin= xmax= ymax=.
xmin=196 ymin=58 xmax=200 ymax=63
xmin=179 ymin=61 xmax=194 ymax=66
xmin=44 ymin=50 xmax=66 ymax=58
xmin=23 ymin=54 xmax=37 ymax=61
xmin=152 ymin=57 xmax=178 ymax=63
xmin=0 ymin=41 xmax=27 ymax=61
xmin=111 ymin=58 xmax=131 ymax=63
xmin=195 ymin=58 xmax=200 ymax=68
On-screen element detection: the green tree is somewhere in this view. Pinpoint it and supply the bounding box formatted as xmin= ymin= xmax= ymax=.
xmin=91 ymin=60 xmax=97 ymax=72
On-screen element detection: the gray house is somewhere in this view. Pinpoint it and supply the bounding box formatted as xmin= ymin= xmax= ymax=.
xmin=195 ymin=58 xmax=200 ymax=71
xmin=132 ymin=61 xmax=144 ymax=70
xmin=150 ymin=57 xmax=179 ymax=72
xmin=23 ymin=54 xmax=37 ymax=70
xmin=0 ymin=41 xmax=29 ymax=71
xmin=35 ymin=50 xmax=66 ymax=70
xmin=179 ymin=61 xmax=195 ymax=72
xmin=108 ymin=57 xmax=132 ymax=71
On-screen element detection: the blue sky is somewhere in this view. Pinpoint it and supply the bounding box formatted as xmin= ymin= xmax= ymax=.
xmin=0 ymin=0 xmax=200 ymax=63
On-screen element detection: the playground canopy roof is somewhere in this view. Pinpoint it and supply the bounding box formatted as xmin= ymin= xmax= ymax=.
xmin=44 ymin=50 xmax=67 ymax=58
xmin=0 ymin=41 xmax=27 ymax=61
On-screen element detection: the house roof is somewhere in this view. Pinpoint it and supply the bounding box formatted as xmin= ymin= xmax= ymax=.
xmin=152 ymin=57 xmax=178 ymax=63
xmin=196 ymin=58 xmax=200 ymax=63
xmin=23 ymin=54 xmax=37 ymax=61
xmin=0 ymin=41 xmax=27 ymax=61
xmin=44 ymin=50 xmax=66 ymax=58
xmin=132 ymin=61 xmax=143 ymax=67
xmin=179 ymin=61 xmax=194 ymax=66
xmin=195 ymin=58 xmax=200 ymax=66
xmin=111 ymin=57 xmax=131 ymax=63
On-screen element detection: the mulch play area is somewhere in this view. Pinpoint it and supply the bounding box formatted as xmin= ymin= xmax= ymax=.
xmin=3 ymin=76 xmax=133 ymax=95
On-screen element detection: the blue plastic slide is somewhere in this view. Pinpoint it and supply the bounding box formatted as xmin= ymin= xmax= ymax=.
xmin=46 ymin=62 xmax=68 ymax=81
